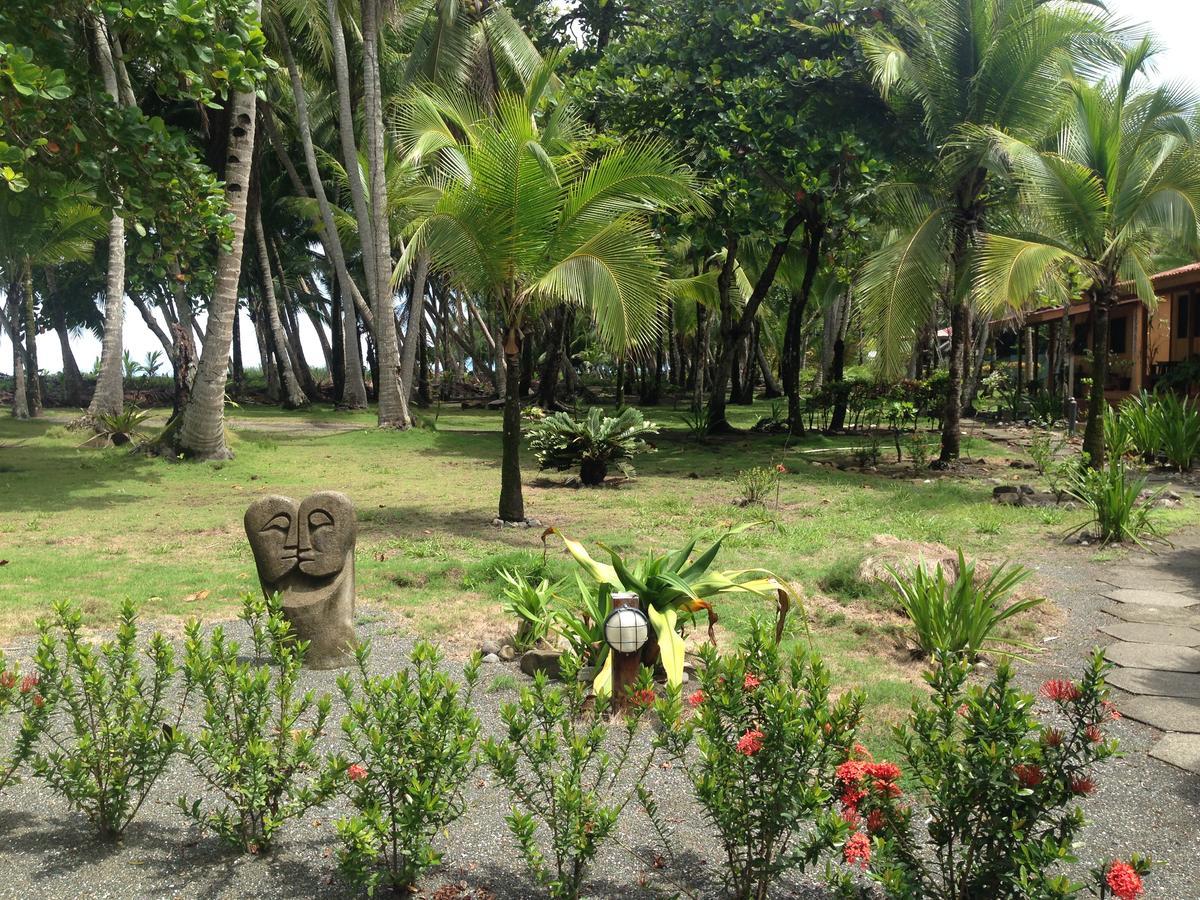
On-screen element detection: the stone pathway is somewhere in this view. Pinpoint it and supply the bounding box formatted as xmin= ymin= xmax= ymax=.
xmin=1098 ymin=557 xmax=1200 ymax=775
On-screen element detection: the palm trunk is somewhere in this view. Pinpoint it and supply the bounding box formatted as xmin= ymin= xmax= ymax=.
xmin=784 ymin=216 xmax=824 ymax=435
xmin=52 ymin=301 xmax=85 ymax=408
xmin=398 ymin=250 xmax=430 ymax=401
xmin=87 ymin=16 xmax=127 ymax=418
xmin=498 ymin=329 xmax=526 ymax=522
xmin=279 ymin=27 xmax=367 ymax=408
xmin=177 ymin=76 xmax=258 ymax=460
xmin=7 ymin=286 xmax=29 ymax=419
xmin=1083 ymin=288 xmax=1112 ymax=468
xmin=22 ymin=258 xmax=41 ymax=415
xmin=361 ymin=0 xmax=411 ymax=428
xmin=939 ymin=299 xmax=966 ymax=461
xmin=252 ymin=209 xmax=307 ymax=408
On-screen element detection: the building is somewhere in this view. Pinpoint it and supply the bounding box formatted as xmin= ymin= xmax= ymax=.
xmin=992 ymin=262 xmax=1200 ymax=402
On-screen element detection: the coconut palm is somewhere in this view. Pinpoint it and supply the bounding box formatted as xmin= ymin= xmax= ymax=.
xmin=856 ymin=0 xmax=1114 ymax=463
xmin=396 ymin=73 xmax=705 ymax=521
xmin=974 ymin=40 xmax=1200 ymax=466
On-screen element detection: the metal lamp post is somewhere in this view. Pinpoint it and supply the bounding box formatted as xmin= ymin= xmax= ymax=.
xmin=602 ymin=591 xmax=649 ymax=710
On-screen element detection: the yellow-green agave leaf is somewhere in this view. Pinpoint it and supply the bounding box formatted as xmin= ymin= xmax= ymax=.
xmin=543 ymin=527 xmax=619 ymax=586
xmin=592 ymin=651 xmax=613 ymax=697
xmin=647 ymin=604 xmax=686 ymax=688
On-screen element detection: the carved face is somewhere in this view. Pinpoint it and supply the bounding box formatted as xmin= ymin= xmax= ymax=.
xmin=244 ymin=492 xmax=356 ymax=584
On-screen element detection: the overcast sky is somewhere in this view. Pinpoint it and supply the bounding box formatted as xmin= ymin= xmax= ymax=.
xmin=5 ymin=0 xmax=1199 ymax=377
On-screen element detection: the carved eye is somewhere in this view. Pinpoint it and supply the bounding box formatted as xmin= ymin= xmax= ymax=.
xmin=262 ymin=513 xmax=291 ymax=533
xmin=309 ymin=509 xmax=334 ymax=530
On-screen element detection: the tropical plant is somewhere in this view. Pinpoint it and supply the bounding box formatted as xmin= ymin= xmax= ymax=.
xmin=30 ymin=600 xmax=180 ymax=838
xmin=883 ymin=550 xmax=1040 ymax=660
xmin=527 ymin=407 xmax=658 ymax=485
xmin=686 ymin=621 xmax=863 ymax=900
xmin=859 ymin=0 xmax=1112 ymax=463
xmin=543 ymin=527 xmax=790 ymax=696
xmin=852 ymin=436 xmax=882 ymax=468
xmin=1102 ymin=405 xmax=1134 ymax=462
xmin=735 ymin=465 xmax=780 ymax=506
xmin=834 ymin=652 xmax=1146 ymax=899
xmin=482 ymin=654 xmax=672 ymax=900
xmin=91 ymin=405 xmax=153 ymax=447
xmin=1065 ymin=459 xmax=1163 ymax=546
xmin=1154 ymin=391 xmax=1200 ymax=472
xmin=395 ymin=70 xmax=704 ymax=521
xmin=975 ymin=39 xmax=1200 ymax=467
xmin=1120 ymin=391 xmax=1161 ymax=464
xmin=0 ymin=650 xmax=51 ymax=795
xmin=499 ymin=568 xmax=559 ymax=651
xmin=1027 ymin=431 xmax=1064 ymax=477
xmin=334 ymin=641 xmax=481 ymax=894
xmin=682 ymin=404 xmax=713 ymax=442
xmin=552 ymin=577 xmax=612 ymax=666
xmin=906 ymin=431 xmax=933 ymax=468
xmin=177 ymin=609 xmax=335 ymax=853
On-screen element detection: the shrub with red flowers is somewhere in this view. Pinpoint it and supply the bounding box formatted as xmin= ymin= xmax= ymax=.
xmin=0 ymin=651 xmax=50 ymax=795
xmin=333 ymin=641 xmax=481 ymax=894
xmin=829 ymin=651 xmax=1152 ymax=899
xmin=686 ymin=620 xmax=863 ymax=900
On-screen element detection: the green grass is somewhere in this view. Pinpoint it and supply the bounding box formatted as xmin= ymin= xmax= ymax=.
xmin=3 ymin=400 xmax=1196 ymax=747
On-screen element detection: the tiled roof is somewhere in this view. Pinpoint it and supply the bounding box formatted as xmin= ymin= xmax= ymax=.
xmin=1148 ymin=262 xmax=1200 ymax=284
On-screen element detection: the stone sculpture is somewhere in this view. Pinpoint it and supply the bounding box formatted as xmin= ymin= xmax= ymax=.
xmin=244 ymin=491 xmax=357 ymax=669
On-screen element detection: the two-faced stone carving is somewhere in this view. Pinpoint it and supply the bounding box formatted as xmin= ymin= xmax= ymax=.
xmin=244 ymin=491 xmax=357 ymax=669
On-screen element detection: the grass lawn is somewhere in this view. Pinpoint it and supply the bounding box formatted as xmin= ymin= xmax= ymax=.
xmin=3 ymin=400 xmax=1196 ymax=751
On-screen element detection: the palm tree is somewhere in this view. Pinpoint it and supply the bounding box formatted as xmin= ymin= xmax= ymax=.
xmin=975 ymin=40 xmax=1200 ymax=466
xmin=397 ymin=76 xmax=705 ymax=521
xmin=857 ymin=0 xmax=1113 ymax=463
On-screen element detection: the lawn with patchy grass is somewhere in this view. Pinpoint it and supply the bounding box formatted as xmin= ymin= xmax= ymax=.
xmin=3 ymin=401 xmax=1196 ymax=752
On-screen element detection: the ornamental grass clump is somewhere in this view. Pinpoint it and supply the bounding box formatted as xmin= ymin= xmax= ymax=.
xmin=483 ymin=654 xmax=676 ymax=900
xmin=829 ymin=651 xmax=1151 ymax=899
xmin=31 ymin=600 xmax=180 ymax=838
xmin=333 ymin=641 xmax=481 ymax=894
xmin=1066 ymin=459 xmax=1163 ymax=546
xmin=686 ymin=621 xmax=864 ymax=900
xmin=177 ymin=605 xmax=336 ymax=853
xmin=0 ymin=651 xmax=50 ymax=794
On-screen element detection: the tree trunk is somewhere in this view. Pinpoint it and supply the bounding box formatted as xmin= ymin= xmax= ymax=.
xmin=53 ymin=302 xmax=85 ymax=408
xmin=252 ymin=209 xmax=307 ymax=408
xmin=7 ymin=286 xmax=29 ymax=419
xmin=784 ymin=216 xmax=825 ymax=435
xmin=330 ymin=275 xmax=346 ymax=402
xmin=537 ymin=306 xmax=567 ymax=409
xmin=177 ymin=74 xmax=258 ymax=460
xmin=231 ymin=307 xmax=245 ymax=396
xmin=22 ymin=258 xmax=41 ymax=415
xmin=278 ymin=28 xmax=367 ymax=408
xmin=398 ymin=250 xmax=430 ymax=402
xmin=938 ymin=299 xmax=966 ymax=462
xmin=498 ymin=328 xmax=526 ymax=522
xmin=1083 ymin=289 xmax=1112 ymax=468
xmin=361 ymin=0 xmax=411 ymax=428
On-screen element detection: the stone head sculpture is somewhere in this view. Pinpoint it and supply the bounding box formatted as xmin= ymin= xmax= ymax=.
xmin=245 ymin=491 xmax=357 ymax=669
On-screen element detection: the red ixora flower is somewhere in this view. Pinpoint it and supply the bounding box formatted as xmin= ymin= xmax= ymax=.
xmin=742 ymin=673 xmax=761 ymax=691
xmin=19 ymin=674 xmax=38 ymax=694
xmin=843 ymin=832 xmax=871 ymax=869
xmin=775 ymin=464 xmax=788 ymax=474
xmin=736 ymin=729 xmax=764 ymax=756
xmin=1040 ymin=679 xmax=1081 ymax=703
xmin=1042 ymin=728 xmax=1064 ymax=747
xmin=347 ymin=763 xmax=367 ymax=782
xmin=1014 ymin=764 xmax=1044 ymax=788
xmin=866 ymin=809 xmax=886 ymax=834
xmin=0 ymin=671 xmax=15 ymax=690
xmin=1106 ymin=860 xmax=1145 ymax=900
xmin=1070 ymin=777 xmax=1095 ymax=796
xmin=631 ymin=688 xmax=656 ymax=708
xmin=1102 ymin=699 xmax=1123 ymax=721
xmin=32 ymin=694 xmax=44 ymax=709
xmin=687 ymin=689 xmax=706 ymax=708
xmin=1086 ymin=724 xmax=1104 ymax=743
xmin=865 ymin=761 xmax=901 ymax=783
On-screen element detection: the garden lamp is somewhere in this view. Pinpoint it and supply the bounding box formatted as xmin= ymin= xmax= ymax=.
xmin=603 ymin=592 xmax=648 ymax=710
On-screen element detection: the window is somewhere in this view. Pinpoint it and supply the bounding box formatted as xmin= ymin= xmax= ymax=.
xmin=1109 ymin=316 xmax=1127 ymax=354
xmin=1178 ymin=294 xmax=1191 ymax=341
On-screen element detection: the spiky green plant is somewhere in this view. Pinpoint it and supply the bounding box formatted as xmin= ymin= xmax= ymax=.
xmin=527 ymin=407 xmax=658 ymax=485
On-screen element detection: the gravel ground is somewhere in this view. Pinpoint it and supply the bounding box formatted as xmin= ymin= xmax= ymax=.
xmin=2 ymin=533 xmax=1199 ymax=899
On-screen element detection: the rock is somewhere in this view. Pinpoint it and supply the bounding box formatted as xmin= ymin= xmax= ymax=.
xmin=995 ymin=492 xmax=1021 ymax=506
xmin=1009 ymin=460 xmax=1036 ymax=470
xmin=577 ymin=666 xmax=596 ymax=684
xmin=480 ymin=640 xmax=502 ymax=657
xmin=482 ymin=653 xmax=501 ymax=664
xmin=992 ymin=485 xmax=1020 ymax=496
xmin=499 ymin=644 xmax=517 ymax=662
xmin=520 ymin=648 xmax=563 ymax=679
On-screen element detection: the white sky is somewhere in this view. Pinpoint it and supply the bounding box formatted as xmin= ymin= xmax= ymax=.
xmin=4 ymin=0 xmax=1198 ymax=377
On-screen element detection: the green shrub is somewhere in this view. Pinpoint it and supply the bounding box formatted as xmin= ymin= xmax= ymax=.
xmin=1154 ymin=391 xmax=1200 ymax=471
xmin=1027 ymin=430 xmax=1064 ymax=477
xmin=1066 ymin=459 xmax=1163 ymax=546
xmin=853 ymin=437 xmax=883 ymax=468
xmin=499 ymin=568 xmax=559 ymax=651
xmin=905 ymin=431 xmax=933 ymax=468
xmin=552 ymin=576 xmax=611 ymax=666
xmin=31 ymin=600 xmax=180 ymax=838
xmin=0 ymin=651 xmax=51 ymax=795
xmin=177 ymin=608 xmax=335 ymax=853
xmin=735 ymin=465 xmax=781 ymax=505
xmin=687 ymin=622 xmax=862 ymax=899
xmin=882 ymin=550 xmax=1040 ymax=660
xmin=1120 ymin=391 xmax=1160 ymax=464
xmin=334 ymin=642 xmax=481 ymax=894
xmin=1102 ymin=405 xmax=1134 ymax=461
xmin=482 ymin=654 xmax=671 ymax=900
xmin=92 ymin=405 xmax=153 ymax=446
xmin=832 ymin=652 xmax=1151 ymax=899
xmin=528 ymin=407 xmax=657 ymax=485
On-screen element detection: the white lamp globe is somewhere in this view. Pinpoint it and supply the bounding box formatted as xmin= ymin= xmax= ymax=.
xmin=604 ymin=605 xmax=649 ymax=654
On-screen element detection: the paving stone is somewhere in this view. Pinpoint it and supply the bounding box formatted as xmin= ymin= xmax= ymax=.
xmin=1104 ymin=641 xmax=1200 ymax=672
xmin=1150 ymin=733 xmax=1200 ymax=775
xmin=1100 ymin=604 xmax=1200 ymax=627
xmin=1103 ymin=589 xmax=1200 ymax=609
xmin=1107 ymin=668 xmax=1200 ymax=698
xmin=1118 ymin=695 xmax=1200 ymax=733
xmin=1099 ymin=623 xmax=1200 ymax=646
xmin=1100 ymin=572 xmax=1195 ymax=592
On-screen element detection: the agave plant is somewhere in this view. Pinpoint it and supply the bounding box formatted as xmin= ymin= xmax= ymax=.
xmin=528 ymin=407 xmax=658 ymax=486
xmin=543 ymin=527 xmax=791 ymax=696
xmin=90 ymin=405 xmax=153 ymax=447
xmin=498 ymin=569 xmax=559 ymax=652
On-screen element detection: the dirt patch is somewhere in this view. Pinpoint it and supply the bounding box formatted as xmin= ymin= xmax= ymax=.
xmin=858 ymin=534 xmax=991 ymax=585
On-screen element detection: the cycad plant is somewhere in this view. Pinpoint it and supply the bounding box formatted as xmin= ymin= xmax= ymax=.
xmin=528 ymin=407 xmax=658 ymax=485
xmin=975 ymin=39 xmax=1200 ymax=466
xmin=396 ymin=66 xmax=705 ymax=522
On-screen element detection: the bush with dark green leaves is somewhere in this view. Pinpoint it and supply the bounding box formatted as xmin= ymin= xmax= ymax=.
xmin=0 ymin=650 xmax=50 ymax=795
xmin=528 ymin=407 xmax=657 ymax=485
